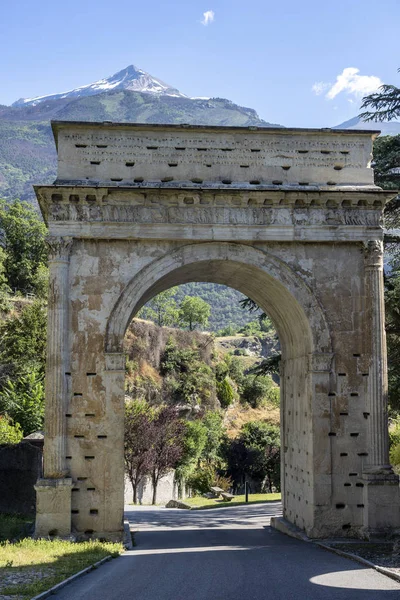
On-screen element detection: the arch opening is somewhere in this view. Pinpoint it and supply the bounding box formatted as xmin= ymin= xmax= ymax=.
xmin=106 ymin=242 xmax=332 ymax=362
xmin=107 ymin=242 xmax=333 ymax=534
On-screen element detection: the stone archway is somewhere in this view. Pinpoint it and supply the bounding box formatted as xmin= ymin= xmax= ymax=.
xmin=104 ymin=241 xmax=333 ymax=536
xmin=34 ymin=121 xmax=400 ymax=540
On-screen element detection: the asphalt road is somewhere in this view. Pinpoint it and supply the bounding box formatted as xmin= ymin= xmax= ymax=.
xmin=53 ymin=502 xmax=400 ymax=599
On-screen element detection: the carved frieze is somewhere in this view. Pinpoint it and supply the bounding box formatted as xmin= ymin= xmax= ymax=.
xmin=46 ymin=201 xmax=382 ymax=228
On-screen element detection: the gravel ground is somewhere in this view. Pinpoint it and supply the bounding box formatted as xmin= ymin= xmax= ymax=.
xmin=0 ymin=567 xmax=55 ymax=600
xmin=329 ymin=543 xmax=400 ymax=576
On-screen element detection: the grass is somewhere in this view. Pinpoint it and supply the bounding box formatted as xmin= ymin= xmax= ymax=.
xmin=0 ymin=537 xmax=123 ymax=599
xmin=184 ymin=493 xmax=281 ymax=510
xmin=0 ymin=514 xmax=33 ymax=542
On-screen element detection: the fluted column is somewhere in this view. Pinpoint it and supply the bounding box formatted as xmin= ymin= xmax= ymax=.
xmin=364 ymin=240 xmax=392 ymax=474
xmin=43 ymin=236 xmax=72 ymax=478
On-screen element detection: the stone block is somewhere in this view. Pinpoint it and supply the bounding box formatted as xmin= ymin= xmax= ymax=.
xmin=34 ymin=478 xmax=73 ymax=537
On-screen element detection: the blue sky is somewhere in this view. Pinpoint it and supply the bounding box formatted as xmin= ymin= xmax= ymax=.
xmin=1 ymin=0 xmax=399 ymax=127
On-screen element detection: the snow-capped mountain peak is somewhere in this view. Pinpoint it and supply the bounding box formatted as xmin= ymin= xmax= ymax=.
xmin=12 ymin=65 xmax=187 ymax=107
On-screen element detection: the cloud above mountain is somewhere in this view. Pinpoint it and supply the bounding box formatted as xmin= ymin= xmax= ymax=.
xmin=312 ymin=67 xmax=383 ymax=102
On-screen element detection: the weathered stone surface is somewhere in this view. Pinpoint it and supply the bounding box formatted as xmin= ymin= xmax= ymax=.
xmin=165 ymin=499 xmax=192 ymax=509
xmin=34 ymin=122 xmax=400 ymax=541
xmin=35 ymin=477 xmax=73 ymax=537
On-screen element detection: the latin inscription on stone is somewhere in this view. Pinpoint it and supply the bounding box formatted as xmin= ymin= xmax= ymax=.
xmin=56 ymin=125 xmax=375 ymax=187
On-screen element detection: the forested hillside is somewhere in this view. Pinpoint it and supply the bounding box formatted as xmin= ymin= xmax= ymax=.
xmin=172 ymin=283 xmax=261 ymax=332
xmin=0 ymin=88 xmax=275 ymax=203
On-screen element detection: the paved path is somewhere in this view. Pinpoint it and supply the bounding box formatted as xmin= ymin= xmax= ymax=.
xmin=54 ymin=502 xmax=400 ymax=599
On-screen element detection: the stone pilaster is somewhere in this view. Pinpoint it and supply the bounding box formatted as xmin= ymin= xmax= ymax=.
xmin=43 ymin=236 xmax=73 ymax=478
xmin=362 ymin=240 xmax=400 ymax=537
xmin=35 ymin=236 xmax=73 ymax=538
xmin=363 ymin=240 xmax=392 ymax=474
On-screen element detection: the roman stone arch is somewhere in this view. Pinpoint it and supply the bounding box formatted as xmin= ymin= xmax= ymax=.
xmin=105 ymin=242 xmax=332 ymax=356
xmin=34 ymin=121 xmax=400 ymax=541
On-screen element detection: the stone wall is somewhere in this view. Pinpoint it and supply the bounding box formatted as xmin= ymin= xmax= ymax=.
xmin=0 ymin=442 xmax=43 ymax=515
xmin=124 ymin=471 xmax=178 ymax=506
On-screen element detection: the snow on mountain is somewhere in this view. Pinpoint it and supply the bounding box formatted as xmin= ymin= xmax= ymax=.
xmin=12 ymin=65 xmax=187 ymax=107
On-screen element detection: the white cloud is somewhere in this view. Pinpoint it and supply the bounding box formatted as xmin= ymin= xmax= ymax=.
xmin=201 ymin=10 xmax=215 ymax=26
xmin=312 ymin=67 xmax=383 ymax=101
xmin=312 ymin=81 xmax=331 ymax=96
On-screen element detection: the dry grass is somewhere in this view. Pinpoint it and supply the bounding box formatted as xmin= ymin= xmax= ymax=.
xmin=224 ymin=402 xmax=280 ymax=438
xmin=139 ymin=361 xmax=163 ymax=384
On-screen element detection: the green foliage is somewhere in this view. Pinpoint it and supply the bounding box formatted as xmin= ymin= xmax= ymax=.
xmin=241 ymin=374 xmax=278 ymax=408
xmin=124 ymin=400 xmax=155 ymax=503
xmin=0 ymin=247 xmax=12 ymax=312
xmin=227 ymin=356 xmax=245 ymax=385
xmin=359 ymin=68 xmax=400 ymax=122
xmin=0 ymin=200 xmax=47 ymax=295
xmin=201 ymin=411 xmax=226 ymax=466
xmin=216 ymin=324 xmax=239 ymax=336
xmin=234 ymin=348 xmax=247 ymax=356
xmin=385 ymin=267 xmax=400 ymax=414
xmin=175 ymin=419 xmax=207 ymax=482
xmin=0 ymin=370 xmax=45 ymax=435
xmin=217 ymin=377 xmax=235 ymax=408
xmin=0 ymin=415 xmax=23 ymax=444
xmin=31 ymin=264 xmax=49 ymax=300
xmin=390 ymin=442 xmax=400 ymax=474
xmin=141 ymin=283 xmax=271 ymax=333
xmin=0 ymin=300 xmax=47 ymax=378
xmin=187 ymin=464 xmax=216 ymax=495
xmin=179 ymin=295 xmax=211 ymax=331
xmin=160 ymin=339 xmax=215 ymax=407
xmin=187 ymin=467 xmax=231 ymax=495
xmin=389 ymin=416 xmax=400 ymax=449
xmin=373 ymin=135 xmax=400 ymax=192
xmin=0 ymin=121 xmax=56 ymax=202
xmin=241 ymin=420 xmax=280 ymax=449
xmin=249 ymin=353 xmax=281 ymax=378
xmin=0 ymin=91 xmax=272 ymax=203
xmin=173 ymin=283 xmax=261 ymax=332
xmin=223 ymin=420 xmax=281 ymax=492
xmin=238 ymin=318 xmax=273 ymax=336
xmin=139 ymin=288 xmax=179 ymax=327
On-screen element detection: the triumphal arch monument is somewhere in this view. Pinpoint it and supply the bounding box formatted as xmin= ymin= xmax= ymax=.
xmin=34 ymin=121 xmax=400 ymax=540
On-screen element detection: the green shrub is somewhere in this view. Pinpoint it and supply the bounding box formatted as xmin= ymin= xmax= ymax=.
xmin=187 ymin=465 xmax=216 ymax=494
xmin=0 ymin=415 xmax=23 ymax=444
xmin=389 ymin=416 xmax=400 ymax=448
xmin=390 ymin=442 xmax=400 ymax=474
xmin=0 ymin=370 xmax=44 ymax=435
xmin=217 ymin=377 xmax=235 ymax=408
xmin=234 ymin=348 xmax=247 ymax=356
xmin=217 ymin=324 xmax=238 ymax=337
xmin=241 ymin=375 xmax=275 ymax=408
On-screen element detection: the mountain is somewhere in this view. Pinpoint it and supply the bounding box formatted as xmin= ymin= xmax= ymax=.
xmin=0 ymin=65 xmax=281 ymax=203
xmin=12 ymin=65 xmax=187 ymax=107
xmin=334 ymin=115 xmax=400 ymax=136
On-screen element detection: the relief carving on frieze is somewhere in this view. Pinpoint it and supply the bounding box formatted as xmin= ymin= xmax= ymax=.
xmin=47 ymin=199 xmax=381 ymax=228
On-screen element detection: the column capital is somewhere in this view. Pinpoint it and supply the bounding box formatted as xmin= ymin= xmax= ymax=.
xmin=364 ymin=240 xmax=383 ymax=268
xmin=46 ymin=236 xmax=73 ymax=262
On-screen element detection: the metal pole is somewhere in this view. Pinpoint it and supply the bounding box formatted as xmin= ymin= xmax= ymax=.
xmin=245 ymin=481 xmax=249 ymax=503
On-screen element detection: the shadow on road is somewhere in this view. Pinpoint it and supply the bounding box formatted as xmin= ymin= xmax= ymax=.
xmin=52 ymin=502 xmax=400 ymax=599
